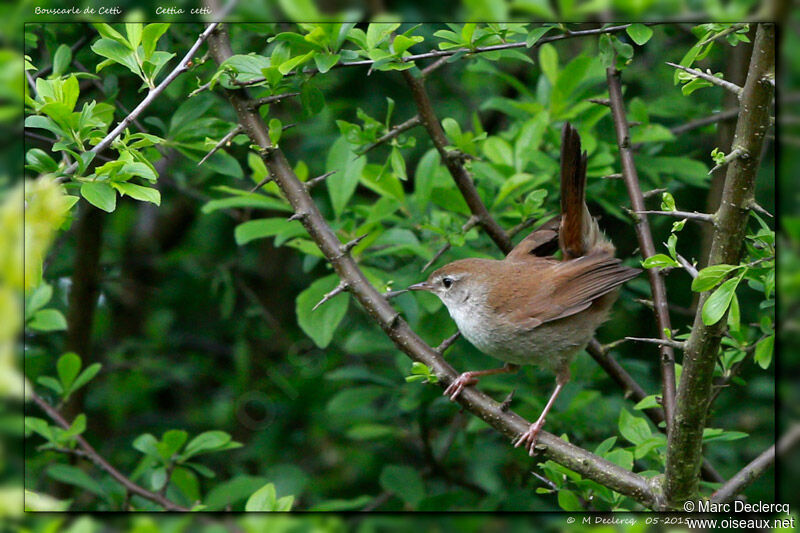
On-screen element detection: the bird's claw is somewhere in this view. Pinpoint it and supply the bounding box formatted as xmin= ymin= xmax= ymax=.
xmin=513 ymin=420 xmax=545 ymax=456
xmin=443 ymin=372 xmax=478 ymax=401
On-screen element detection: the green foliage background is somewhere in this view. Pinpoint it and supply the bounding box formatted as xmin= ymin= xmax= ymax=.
xmin=0 ymin=0 xmax=790 ymax=528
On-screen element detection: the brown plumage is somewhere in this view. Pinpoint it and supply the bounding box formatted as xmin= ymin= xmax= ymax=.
xmin=410 ymin=122 xmax=640 ymax=454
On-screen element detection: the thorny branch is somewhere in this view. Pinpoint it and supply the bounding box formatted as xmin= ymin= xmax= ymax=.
xmin=606 ymin=67 xmax=678 ymax=433
xmin=664 ymin=23 xmax=774 ymax=507
xmin=205 ymin=21 xmax=661 ymax=509
xmin=30 ymin=391 xmax=188 ymax=511
xmin=402 ymin=71 xmax=513 ymax=254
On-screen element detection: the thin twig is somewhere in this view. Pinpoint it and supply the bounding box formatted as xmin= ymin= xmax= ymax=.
xmin=670 ymin=108 xmax=739 ymax=136
xmin=666 ymin=62 xmax=743 ymax=98
xmin=422 ymin=216 xmax=479 ymax=272
xmin=57 ymin=22 xmax=221 ymax=180
xmin=696 ymin=23 xmax=748 ymax=47
xmin=356 ymin=115 xmax=422 ymax=156
xmin=708 ymin=147 xmax=745 ymax=175
xmin=234 ymin=24 xmax=644 ymax=87
xmin=435 ymin=332 xmax=461 ymax=355
xmin=635 ymin=210 xmax=715 ymax=224
xmin=30 ymin=391 xmax=188 ymax=511
xmin=607 ymin=67 xmax=678 ymax=433
xmin=676 ymin=254 xmax=698 ymax=279
xmin=626 ymin=337 xmax=686 ymax=350
xmin=248 ymin=91 xmax=300 ymax=110
xmin=198 ymin=124 xmax=243 ymax=166
xmin=711 ymin=425 xmax=800 ymax=503
xmin=403 ymin=72 xmax=512 ymax=254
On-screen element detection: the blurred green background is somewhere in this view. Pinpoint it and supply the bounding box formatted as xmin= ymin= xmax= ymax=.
xmin=1 ymin=0 xmax=794 ymax=529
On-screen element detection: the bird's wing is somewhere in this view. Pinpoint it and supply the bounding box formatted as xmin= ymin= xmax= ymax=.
xmin=501 ymin=253 xmax=640 ymax=328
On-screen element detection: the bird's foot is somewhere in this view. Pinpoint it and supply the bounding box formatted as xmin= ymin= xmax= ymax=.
xmin=513 ymin=419 xmax=546 ymax=456
xmin=443 ymin=372 xmax=479 ymax=401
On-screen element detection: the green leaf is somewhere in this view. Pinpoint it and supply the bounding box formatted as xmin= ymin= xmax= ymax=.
xmin=183 ymin=430 xmax=239 ymax=459
xmin=133 ymin=433 xmax=161 ymax=457
xmin=71 ymin=363 xmax=102 ymax=392
xmin=660 ymin=191 xmax=676 ymax=211
xmin=754 ymin=334 xmax=774 ymax=369
xmin=26 ymin=417 xmax=56 ymax=441
xmin=626 ymin=24 xmax=653 ymax=45
xmin=296 ymin=274 xmax=350 ymax=349
xmin=57 ymin=352 xmax=82 ymax=391
xmin=268 ymin=118 xmax=282 ymax=145
xmin=125 ymin=23 xmax=143 ymax=50
xmin=618 ymin=409 xmax=652 ymax=445
xmin=159 ymin=429 xmax=189 ymax=460
xmin=234 ymin=218 xmax=300 ymax=246
xmin=526 ymin=26 xmax=554 ymax=47
xmin=692 ymin=264 xmax=738 ymax=292
xmin=701 ymin=276 xmax=741 ymax=325
xmin=310 ymin=495 xmax=373 ymax=511
xmin=93 ymin=23 xmax=130 ymax=47
xmin=313 ymin=53 xmax=340 ymax=73
xmin=47 ymin=464 xmax=107 ymax=498
xmin=52 ymin=44 xmax=72 ymax=77
xmin=326 ymin=137 xmax=365 ymax=217
xmin=111 ymin=182 xmax=161 ymax=206
xmin=379 ymin=465 xmax=425 ymax=508
xmin=91 ymin=38 xmax=140 ymax=77
xmin=557 ymin=489 xmax=583 ymax=511
xmin=641 ymin=254 xmax=679 ymax=268
xmin=142 ymin=23 xmax=170 ymax=59
xmin=245 ymin=483 xmax=292 ymax=511
xmin=633 ymin=395 xmax=660 ymax=410
xmin=26 ymin=148 xmax=60 ymax=174
xmin=390 ymin=146 xmax=407 ymax=180
xmin=538 ymin=43 xmax=558 ymax=84
xmin=80 ymin=182 xmax=117 ymax=212
xmin=278 ymin=51 xmax=314 ymax=75
xmin=36 ymin=376 xmax=63 ymax=395
xmin=300 ymin=81 xmax=325 ymax=117
xmin=28 ymin=309 xmax=67 ymax=331
xmin=26 ymin=283 xmax=53 ymax=317
xmin=204 ymin=475 xmax=270 ymax=510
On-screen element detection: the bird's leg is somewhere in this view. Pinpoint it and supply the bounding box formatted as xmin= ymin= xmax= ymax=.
xmin=444 ymin=363 xmax=519 ymax=401
xmin=513 ymin=369 xmax=570 ymax=456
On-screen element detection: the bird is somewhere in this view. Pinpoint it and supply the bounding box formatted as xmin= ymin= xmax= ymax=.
xmin=409 ymin=122 xmax=640 ymax=455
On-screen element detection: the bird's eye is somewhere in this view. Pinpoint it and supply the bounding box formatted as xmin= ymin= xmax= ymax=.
xmin=442 ymin=277 xmax=454 ymax=289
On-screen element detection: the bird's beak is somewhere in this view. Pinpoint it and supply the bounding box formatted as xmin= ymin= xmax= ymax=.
xmin=408 ymin=281 xmax=432 ymax=292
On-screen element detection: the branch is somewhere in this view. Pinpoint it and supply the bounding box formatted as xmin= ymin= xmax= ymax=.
xmin=30 ymin=391 xmax=188 ymax=511
xmin=356 ymin=115 xmax=422 ymax=156
xmin=666 ymin=62 xmax=743 ymax=98
xmin=664 ymin=24 xmax=774 ymax=507
xmin=676 ymin=253 xmax=699 ymax=279
xmin=402 ymin=71 xmax=512 ymax=254
xmin=670 ymin=108 xmax=739 ymax=136
xmin=205 ymin=22 xmax=660 ymax=509
xmin=711 ymin=425 xmax=800 ymax=503
xmin=585 ymin=341 xmax=723 ymax=484
xmin=248 ymin=91 xmax=300 ymax=110
xmin=634 ymin=210 xmax=716 ymax=224
xmin=422 ymin=215 xmax=479 ymax=272
xmin=198 ymin=124 xmax=242 ymax=166
xmin=59 ymin=22 xmax=221 ymax=179
xmin=707 ymin=147 xmax=745 ymax=175
xmin=625 ymin=337 xmax=686 ymax=350
xmin=235 ymin=24 xmax=644 ymax=87
xmin=607 ymin=67 xmax=678 ymax=432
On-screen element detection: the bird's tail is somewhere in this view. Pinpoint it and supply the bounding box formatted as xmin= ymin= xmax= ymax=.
xmin=559 ymin=123 xmax=613 ymax=259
